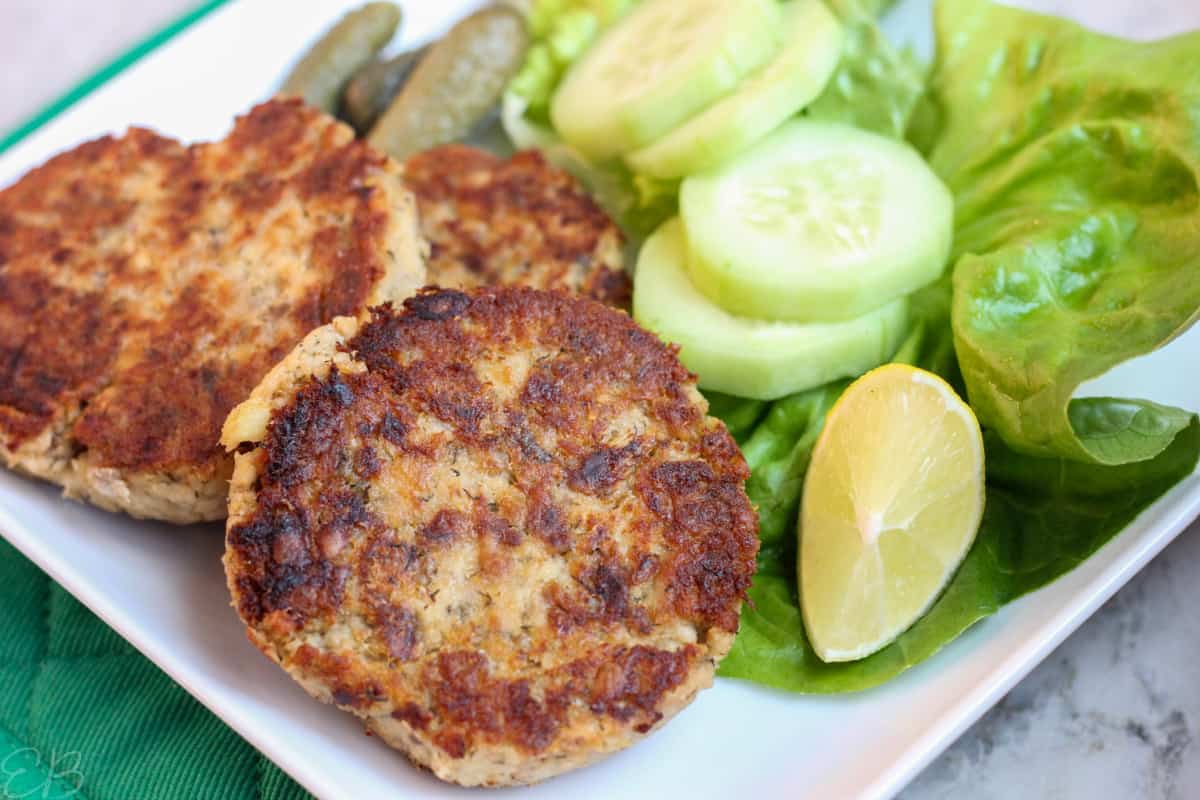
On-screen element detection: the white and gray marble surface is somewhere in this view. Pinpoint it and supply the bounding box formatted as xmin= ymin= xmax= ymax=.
xmin=1 ymin=2 xmax=1198 ymax=798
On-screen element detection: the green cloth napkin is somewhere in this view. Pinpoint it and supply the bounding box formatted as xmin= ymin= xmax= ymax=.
xmin=0 ymin=539 xmax=312 ymax=800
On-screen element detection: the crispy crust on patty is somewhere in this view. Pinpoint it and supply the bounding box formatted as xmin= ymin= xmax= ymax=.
xmin=222 ymin=287 xmax=757 ymax=786
xmin=403 ymin=145 xmax=630 ymax=307
xmin=0 ymin=98 xmax=426 ymax=522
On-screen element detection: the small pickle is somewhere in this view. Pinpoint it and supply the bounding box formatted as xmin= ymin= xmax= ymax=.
xmin=368 ymin=5 xmax=529 ymax=161
xmin=341 ymin=48 xmax=426 ymax=133
xmin=280 ymin=2 xmax=402 ymax=113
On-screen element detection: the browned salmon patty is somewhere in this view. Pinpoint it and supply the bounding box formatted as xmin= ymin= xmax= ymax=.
xmin=0 ymin=98 xmax=426 ymax=523
xmin=221 ymin=287 xmax=757 ymax=786
xmin=403 ymin=144 xmax=631 ymax=306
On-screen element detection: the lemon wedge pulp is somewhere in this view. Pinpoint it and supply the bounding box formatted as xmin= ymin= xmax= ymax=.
xmin=800 ymin=364 xmax=985 ymax=663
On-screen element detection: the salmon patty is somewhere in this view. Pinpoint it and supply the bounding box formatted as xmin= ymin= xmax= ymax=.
xmin=403 ymin=145 xmax=630 ymax=306
xmin=221 ymin=287 xmax=757 ymax=786
xmin=0 ymin=98 xmax=426 ymax=523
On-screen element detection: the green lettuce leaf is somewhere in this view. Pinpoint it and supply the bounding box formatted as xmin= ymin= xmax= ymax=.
xmin=715 ymin=0 xmax=1200 ymax=692
xmin=929 ymin=0 xmax=1200 ymax=466
xmin=717 ymin=396 xmax=1198 ymax=692
xmin=806 ymin=0 xmax=928 ymax=138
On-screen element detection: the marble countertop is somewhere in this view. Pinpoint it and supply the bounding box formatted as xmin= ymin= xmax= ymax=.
xmin=1 ymin=2 xmax=1197 ymax=798
xmin=905 ymin=526 xmax=1200 ymax=799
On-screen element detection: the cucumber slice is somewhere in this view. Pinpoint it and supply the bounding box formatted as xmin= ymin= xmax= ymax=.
xmin=625 ymin=0 xmax=844 ymax=179
xmin=633 ymin=218 xmax=908 ymax=400
xmin=550 ymin=0 xmax=779 ymax=161
xmin=680 ymin=120 xmax=953 ymax=323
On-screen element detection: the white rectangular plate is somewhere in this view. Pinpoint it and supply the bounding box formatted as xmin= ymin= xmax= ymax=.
xmin=1 ymin=1 xmax=1198 ymax=798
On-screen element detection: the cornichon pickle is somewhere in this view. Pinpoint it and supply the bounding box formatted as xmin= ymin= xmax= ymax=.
xmin=281 ymin=2 xmax=402 ymax=113
xmin=341 ymin=48 xmax=426 ymax=133
xmin=367 ymin=5 xmax=528 ymax=161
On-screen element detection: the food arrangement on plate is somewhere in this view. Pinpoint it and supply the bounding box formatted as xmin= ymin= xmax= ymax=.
xmin=1 ymin=0 xmax=1199 ymax=790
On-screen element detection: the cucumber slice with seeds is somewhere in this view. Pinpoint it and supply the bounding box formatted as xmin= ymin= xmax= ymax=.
xmin=550 ymin=0 xmax=780 ymax=161
xmin=626 ymin=0 xmax=844 ymax=179
xmin=633 ymin=218 xmax=908 ymax=400
xmin=681 ymin=120 xmax=953 ymax=323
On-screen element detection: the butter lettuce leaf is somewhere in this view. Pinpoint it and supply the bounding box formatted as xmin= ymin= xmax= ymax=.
xmin=715 ymin=0 xmax=1200 ymax=693
xmin=723 ymin=426 xmax=1200 ymax=691
xmin=713 ymin=366 xmax=1199 ymax=694
xmin=930 ymin=0 xmax=1200 ymax=465
xmin=807 ymin=0 xmax=928 ymax=138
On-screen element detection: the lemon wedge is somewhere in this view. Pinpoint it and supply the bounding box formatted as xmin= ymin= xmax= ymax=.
xmin=800 ymin=363 xmax=985 ymax=662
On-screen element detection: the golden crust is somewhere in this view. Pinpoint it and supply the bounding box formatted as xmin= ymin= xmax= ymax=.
xmin=403 ymin=145 xmax=631 ymax=307
xmin=223 ymin=287 xmax=757 ymax=786
xmin=0 ymin=98 xmax=426 ymax=523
